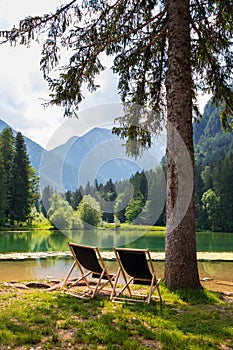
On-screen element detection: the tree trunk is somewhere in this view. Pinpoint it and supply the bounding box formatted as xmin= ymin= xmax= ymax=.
xmin=165 ymin=0 xmax=202 ymax=289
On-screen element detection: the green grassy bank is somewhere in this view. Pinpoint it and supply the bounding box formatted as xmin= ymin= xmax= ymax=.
xmin=0 ymin=283 xmax=232 ymax=350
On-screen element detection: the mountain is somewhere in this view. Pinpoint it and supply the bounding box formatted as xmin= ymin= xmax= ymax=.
xmin=0 ymin=119 xmax=165 ymax=191
xmin=40 ymin=127 xmax=165 ymax=191
xmin=2 ymin=97 xmax=232 ymax=193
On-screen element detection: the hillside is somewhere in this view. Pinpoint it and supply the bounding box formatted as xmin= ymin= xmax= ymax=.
xmin=193 ymin=101 xmax=233 ymax=232
xmin=193 ymin=100 xmax=233 ymax=168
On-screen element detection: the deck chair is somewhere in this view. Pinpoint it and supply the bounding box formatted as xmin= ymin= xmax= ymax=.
xmin=61 ymin=242 xmax=115 ymax=299
xmin=110 ymin=248 xmax=162 ymax=304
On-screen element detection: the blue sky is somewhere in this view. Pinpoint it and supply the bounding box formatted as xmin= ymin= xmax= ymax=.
xmin=0 ymin=0 xmax=210 ymax=149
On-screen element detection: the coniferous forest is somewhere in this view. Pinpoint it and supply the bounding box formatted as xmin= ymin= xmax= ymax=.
xmin=0 ymin=128 xmax=39 ymax=226
xmin=0 ymin=99 xmax=232 ymax=232
xmin=194 ymin=100 xmax=233 ymax=232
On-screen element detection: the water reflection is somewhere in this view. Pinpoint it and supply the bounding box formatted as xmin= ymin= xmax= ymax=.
xmin=1 ymin=230 xmax=233 ymax=254
xmin=0 ymin=258 xmax=232 ymax=294
xmin=0 ymin=229 xmax=164 ymax=253
xmin=0 ymin=257 xmax=71 ymax=282
xmin=0 ymin=230 xmax=68 ymax=253
xmin=196 ymin=231 xmax=233 ymax=252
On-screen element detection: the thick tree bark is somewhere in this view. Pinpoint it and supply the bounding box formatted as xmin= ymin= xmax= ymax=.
xmin=165 ymin=0 xmax=202 ymax=289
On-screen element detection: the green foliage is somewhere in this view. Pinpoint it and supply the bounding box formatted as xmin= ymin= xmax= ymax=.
xmin=201 ymin=189 xmax=220 ymax=231
xmin=194 ymin=99 xmax=233 ymax=232
xmin=114 ymin=189 xmax=132 ymax=223
xmin=195 ymin=99 xmax=233 ymax=169
xmin=213 ymin=154 xmax=233 ymax=232
xmin=41 ymin=185 xmax=54 ymax=218
xmin=72 ymin=212 xmax=83 ymax=230
xmin=0 ymin=129 xmax=39 ymax=226
xmin=201 ymin=166 xmax=213 ymax=192
xmin=0 ymin=128 xmax=15 ymax=220
xmin=195 ymin=151 xmax=233 ymax=232
xmin=48 ymin=192 xmax=83 ymax=230
xmin=96 ymin=179 xmax=117 ymax=223
xmin=77 ymin=194 xmax=102 ymax=227
xmin=65 ymin=188 xmax=83 ymax=210
xmin=9 ymin=132 xmax=31 ymax=223
xmin=28 ymin=208 xmax=51 ymax=228
xmin=0 ymin=159 xmax=6 ymax=225
xmin=125 ymin=196 xmax=144 ymax=223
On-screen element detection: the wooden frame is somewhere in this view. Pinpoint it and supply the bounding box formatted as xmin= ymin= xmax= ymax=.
xmin=110 ymin=247 xmax=162 ymax=304
xmin=61 ymin=242 xmax=115 ymax=299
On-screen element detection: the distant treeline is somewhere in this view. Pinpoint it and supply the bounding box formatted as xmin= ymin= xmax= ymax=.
xmin=39 ymin=151 xmax=233 ymax=232
xmin=40 ymin=167 xmax=166 ymax=230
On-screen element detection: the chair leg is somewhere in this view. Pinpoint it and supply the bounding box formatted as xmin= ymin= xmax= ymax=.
xmin=60 ymin=261 xmax=76 ymax=290
xmin=110 ymin=268 xmax=121 ymax=300
xmin=148 ymin=279 xmax=162 ymax=303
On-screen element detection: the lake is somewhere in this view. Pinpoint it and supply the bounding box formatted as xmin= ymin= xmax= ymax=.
xmin=0 ymin=229 xmax=233 ymax=292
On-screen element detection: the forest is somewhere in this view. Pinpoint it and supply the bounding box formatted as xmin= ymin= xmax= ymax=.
xmin=0 ymin=99 xmax=232 ymax=232
xmin=194 ymin=99 xmax=233 ymax=232
xmin=0 ymin=128 xmax=39 ymax=226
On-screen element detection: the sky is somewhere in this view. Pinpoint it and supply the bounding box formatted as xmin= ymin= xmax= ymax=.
xmin=0 ymin=0 xmax=122 ymax=149
xmin=0 ymin=0 xmax=210 ymax=149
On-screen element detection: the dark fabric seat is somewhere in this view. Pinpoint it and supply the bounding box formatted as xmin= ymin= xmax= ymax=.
xmin=110 ymin=248 xmax=162 ymax=304
xmin=61 ymin=243 xmax=115 ymax=299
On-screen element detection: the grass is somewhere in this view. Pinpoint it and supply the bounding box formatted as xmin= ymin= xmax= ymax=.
xmin=104 ymin=223 xmax=166 ymax=232
xmin=0 ymin=223 xmax=165 ymax=232
xmin=0 ymin=283 xmax=232 ymax=349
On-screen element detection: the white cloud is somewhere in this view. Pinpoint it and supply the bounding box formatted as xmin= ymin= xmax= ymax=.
xmin=0 ymin=0 xmax=121 ymax=148
xmin=0 ymin=1 xmax=118 ymax=147
xmin=0 ymin=0 xmax=211 ymax=149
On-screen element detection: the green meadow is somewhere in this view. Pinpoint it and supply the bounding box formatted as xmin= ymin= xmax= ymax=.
xmin=0 ymin=283 xmax=232 ymax=350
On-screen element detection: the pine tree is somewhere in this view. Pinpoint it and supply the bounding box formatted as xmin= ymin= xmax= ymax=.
xmin=140 ymin=168 xmax=166 ymax=226
xmin=41 ymin=186 xmax=54 ymax=218
xmin=100 ymin=179 xmax=117 ymax=223
xmin=213 ymin=154 xmax=233 ymax=232
xmin=0 ymin=154 xmax=6 ymax=224
xmin=72 ymin=187 xmax=83 ymax=209
xmin=0 ymin=128 xmax=15 ymax=222
xmin=9 ymin=132 xmax=31 ymax=223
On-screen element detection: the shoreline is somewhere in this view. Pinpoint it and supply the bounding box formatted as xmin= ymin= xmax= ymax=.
xmin=1 ymin=251 xmax=233 ymax=261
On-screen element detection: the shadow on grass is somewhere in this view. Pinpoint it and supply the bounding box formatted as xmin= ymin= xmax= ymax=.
xmin=173 ymin=287 xmax=221 ymax=304
xmin=0 ymin=286 xmax=232 ymax=349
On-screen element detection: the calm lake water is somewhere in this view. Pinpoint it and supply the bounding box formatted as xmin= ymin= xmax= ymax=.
xmin=0 ymin=229 xmax=233 ymax=291
xmin=1 ymin=229 xmax=233 ymax=253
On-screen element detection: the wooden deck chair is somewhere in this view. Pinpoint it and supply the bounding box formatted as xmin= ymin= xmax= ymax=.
xmin=110 ymin=248 xmax=162 ymax=304
xmin=61 ymin=242 xmax=115 ymax=299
